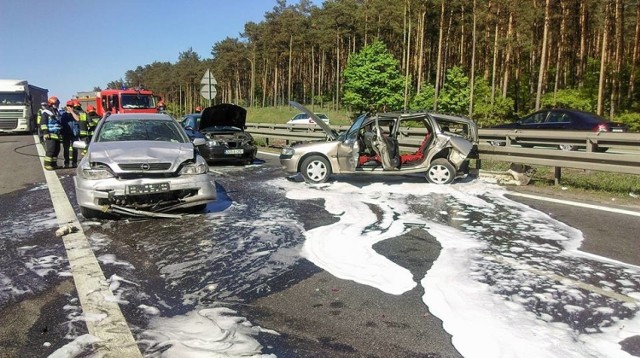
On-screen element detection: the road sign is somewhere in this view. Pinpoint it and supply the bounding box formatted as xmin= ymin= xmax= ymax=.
xmin=200 ymin=85 xmax=217 ymax=101
xmin=200 ymin=69 xmax=217 ymax=85
xmin=200 ymin=69 xmax=217 ymax=104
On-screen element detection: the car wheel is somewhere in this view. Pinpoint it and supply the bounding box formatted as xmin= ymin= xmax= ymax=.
xmin=80 ymin=206 xmax=105 ymax=219
xmin=300 ymin=155 xmax=331 ymax=184
xmin=558 ymin=144 xmax=577 ymax=151
xmin=594 ymin=146 xmax=609 ymax=153
xmin=489 ymin=141 xmax=505 ymax=146
xmin=189 ymin=204 xmax=207 ymax=213
xmin=426 ymin=158 xmax=456 ymax=184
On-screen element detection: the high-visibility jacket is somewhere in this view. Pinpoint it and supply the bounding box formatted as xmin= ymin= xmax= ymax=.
xmin=79 ymin=111 xmax=101 ymax=139
xmin=40 ymin=108 xmax=62 ymax=141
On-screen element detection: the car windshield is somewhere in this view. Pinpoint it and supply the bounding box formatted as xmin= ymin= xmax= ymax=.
xmin=120 ymin=94 xmax=156 ymax=109
xmin=96 ymin=119 xmax=188 ymax=143
xmin=341 ymin=113 xmax=368 ymax=141
xmin=181 ymin=115 xmax=200 ymax=129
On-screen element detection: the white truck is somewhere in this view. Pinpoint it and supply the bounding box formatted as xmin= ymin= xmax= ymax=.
xmin=0 ymin=79 xmax=49 ymax=134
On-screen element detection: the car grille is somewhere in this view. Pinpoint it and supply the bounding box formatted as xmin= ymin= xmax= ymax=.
xmin=118 ymin=163 xmax=172 ymax=171
xmin=98 ymin=189 xmax=199 ymax=208
xmin=0 ymin=119 xmax=18 ymax=130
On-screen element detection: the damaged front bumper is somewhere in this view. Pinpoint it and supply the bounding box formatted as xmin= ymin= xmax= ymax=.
xmin=74 ymin=173 xmax=217 ymax=216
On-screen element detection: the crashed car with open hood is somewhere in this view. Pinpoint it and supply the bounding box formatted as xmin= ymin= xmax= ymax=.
xmin=73 ymin=113 xmax=216 ymax=219
xmin=280 ymin=102 xmax=478 ymax=184
xmin=182 ymin=103 xmax=257 ymax=165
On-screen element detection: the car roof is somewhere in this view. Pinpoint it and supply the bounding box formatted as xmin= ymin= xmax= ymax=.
xmin=105 ymin=113 xmax=175 ymax=122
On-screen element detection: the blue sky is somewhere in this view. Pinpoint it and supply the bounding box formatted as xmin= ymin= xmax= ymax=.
xmin=0 ymin=0 xmax=317 ymax=103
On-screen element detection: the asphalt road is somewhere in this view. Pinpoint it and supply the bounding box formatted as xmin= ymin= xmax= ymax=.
xmin=0 ymin=133 xmax=639 ymax=357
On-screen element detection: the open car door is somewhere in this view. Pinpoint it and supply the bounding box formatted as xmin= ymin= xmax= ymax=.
xmin=370 ymin=115 xmax=400 ymax=170
xmin=289 ymin=101 xmax=337 ymax=141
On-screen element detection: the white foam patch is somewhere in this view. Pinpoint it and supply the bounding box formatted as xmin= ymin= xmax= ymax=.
xmin=269 ymin=178 xmax=640 ymax=358
xmin=286 ymin=181 xmax=420 ymax=295
xmin=140 ymin=307 xmax=278 ymax=357
xmin=47 ymin=334 xmax=101 ymax=358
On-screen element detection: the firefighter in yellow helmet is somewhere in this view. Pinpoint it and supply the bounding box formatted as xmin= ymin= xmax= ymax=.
xmin=40 ymin=96 xmax=62 ymax=170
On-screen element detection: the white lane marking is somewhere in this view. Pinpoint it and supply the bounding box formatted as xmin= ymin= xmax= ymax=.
xmin=507 ymin=191 xmax=640 ymax=217
xmin=34 ymin=136 xmax=142 ymax=357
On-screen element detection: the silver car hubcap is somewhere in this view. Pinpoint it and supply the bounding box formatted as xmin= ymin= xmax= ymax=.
xmin=306 ymin=161 xmax=327 ymax=181
xmin=428 ymin=165 xmax=451 ymax=183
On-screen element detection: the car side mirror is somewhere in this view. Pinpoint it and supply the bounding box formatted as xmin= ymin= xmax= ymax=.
xmin=192 ymin=138 xmax=206 ymax=146
xmin=73 ymin=140 xmax=87 ymax=150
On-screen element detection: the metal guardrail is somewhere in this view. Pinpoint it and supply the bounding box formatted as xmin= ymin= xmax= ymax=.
xmin=245 ymin=123 xmax=640 ymax=180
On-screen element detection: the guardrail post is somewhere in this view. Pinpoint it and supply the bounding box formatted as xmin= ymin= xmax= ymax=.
xmin=554 ymin=167 xmax=562 ymax=185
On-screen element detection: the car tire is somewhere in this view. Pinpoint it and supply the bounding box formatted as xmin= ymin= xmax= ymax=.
xmin=426 ymin=158 xmax=456 ymax=184
xmin=300 ymin=155 xmax=331 ymax=184
xmin=489 ymin=141 xmax=505 ymax=146
xmin=594 ymin=146 xmax=609 ymax=153
xmin=80 ymin=206 xmax=105 ymax=220
xmin=189 ymin=204 xmax=207 ymax=213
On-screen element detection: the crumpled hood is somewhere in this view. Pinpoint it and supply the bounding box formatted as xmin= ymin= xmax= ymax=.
xmin=200 ymin=104 xmax=247 ymax=129
xmin=88 ymin=141 xmax=195 ymax=172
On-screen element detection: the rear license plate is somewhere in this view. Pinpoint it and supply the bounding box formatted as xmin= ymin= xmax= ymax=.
xmin=612 ymin=128 xmax=624 ymax=132
xmin=224 ymin=149 xmax=244 ymax=155
xmin=126 ymin=182 xmax=170 ymax=195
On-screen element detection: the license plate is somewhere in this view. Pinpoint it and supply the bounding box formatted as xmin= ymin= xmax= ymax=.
xmin=126 ymin=182 xmax=170 ymax=195
xmin=224 ymin=149 xmax=244 ymax=155
xmin=612 ymin=128 xmax=624 ymax=132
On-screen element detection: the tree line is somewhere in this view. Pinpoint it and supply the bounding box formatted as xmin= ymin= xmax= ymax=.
xmin=106 ymin=0 xmax=640 ymax=129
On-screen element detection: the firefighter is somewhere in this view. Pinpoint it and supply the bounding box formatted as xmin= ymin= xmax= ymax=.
xmin=79 ymin=105 xmax=100 ymax=144
xmin=40 ymin=96 xmax=62 ymax=170
xmin=60 ymin=100 xmax=81 ymax=168
xmin=36 ymin=101 xmax=48 ymax=142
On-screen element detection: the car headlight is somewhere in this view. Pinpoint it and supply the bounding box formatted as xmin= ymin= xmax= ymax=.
xmin=180 ymin=160 xmax=209 ymax=175
xmin=281 ymin=147 xmax=295 ymax=156
xmin=207 ymin=140 xmax=219 ymax=146
xmin=79 ymin=163 xmax=114 ymax=180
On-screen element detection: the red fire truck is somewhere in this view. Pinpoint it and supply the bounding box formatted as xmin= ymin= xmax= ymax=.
xmin=76 ymin=88 xmax=159 ymax=116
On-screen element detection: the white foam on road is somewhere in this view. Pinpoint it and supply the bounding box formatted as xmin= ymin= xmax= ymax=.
xmin=273 ymin=177 xmax=640 ymax=358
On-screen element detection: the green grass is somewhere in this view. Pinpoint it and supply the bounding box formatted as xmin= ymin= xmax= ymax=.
xmin=246 ymin=105 xmax=353 ymax=125
xmin=476 ymin=160 xmax=640 ymax=197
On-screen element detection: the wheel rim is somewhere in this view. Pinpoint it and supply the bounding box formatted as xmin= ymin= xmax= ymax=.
xmin=559 ymin=144 xmax=574 ymax=151
xmin=428 ymin=165 xmax=451 ymax=184
xmin=305 ymin=160 xmax=327 ymax=181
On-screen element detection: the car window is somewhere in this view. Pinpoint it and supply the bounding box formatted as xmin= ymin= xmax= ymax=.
xmin=344 ymin=113 xmax=368 ymax=140
xmin=293 ymin=113 xmax=307 ymax=120
xmin=520 ymin=112 xmax=547 ymax=124
xmin=97 ymin=120 xmax=187 ymax=143
xmin=546 ymin=112 xmax=568 ymax=123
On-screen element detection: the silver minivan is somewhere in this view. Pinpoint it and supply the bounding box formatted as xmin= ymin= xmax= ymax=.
xmin=280 ymin=102 xmax=478 ymax=184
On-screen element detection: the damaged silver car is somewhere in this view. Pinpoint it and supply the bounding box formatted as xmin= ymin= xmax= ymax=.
xmin=280 ymin=102 xmax=478 ymax=184
xmin=73 ymin=113 xmax=216 ymax=219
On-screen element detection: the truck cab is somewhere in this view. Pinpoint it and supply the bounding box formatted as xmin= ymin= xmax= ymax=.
xmin=76 ymin=88 xmax=159 ymax=117
xmin=0 ymin=79 xmax=48 ymax=134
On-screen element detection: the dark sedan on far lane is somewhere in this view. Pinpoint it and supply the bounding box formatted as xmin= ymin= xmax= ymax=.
xmin=490 ymin=108 xmax=628 ymax=151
